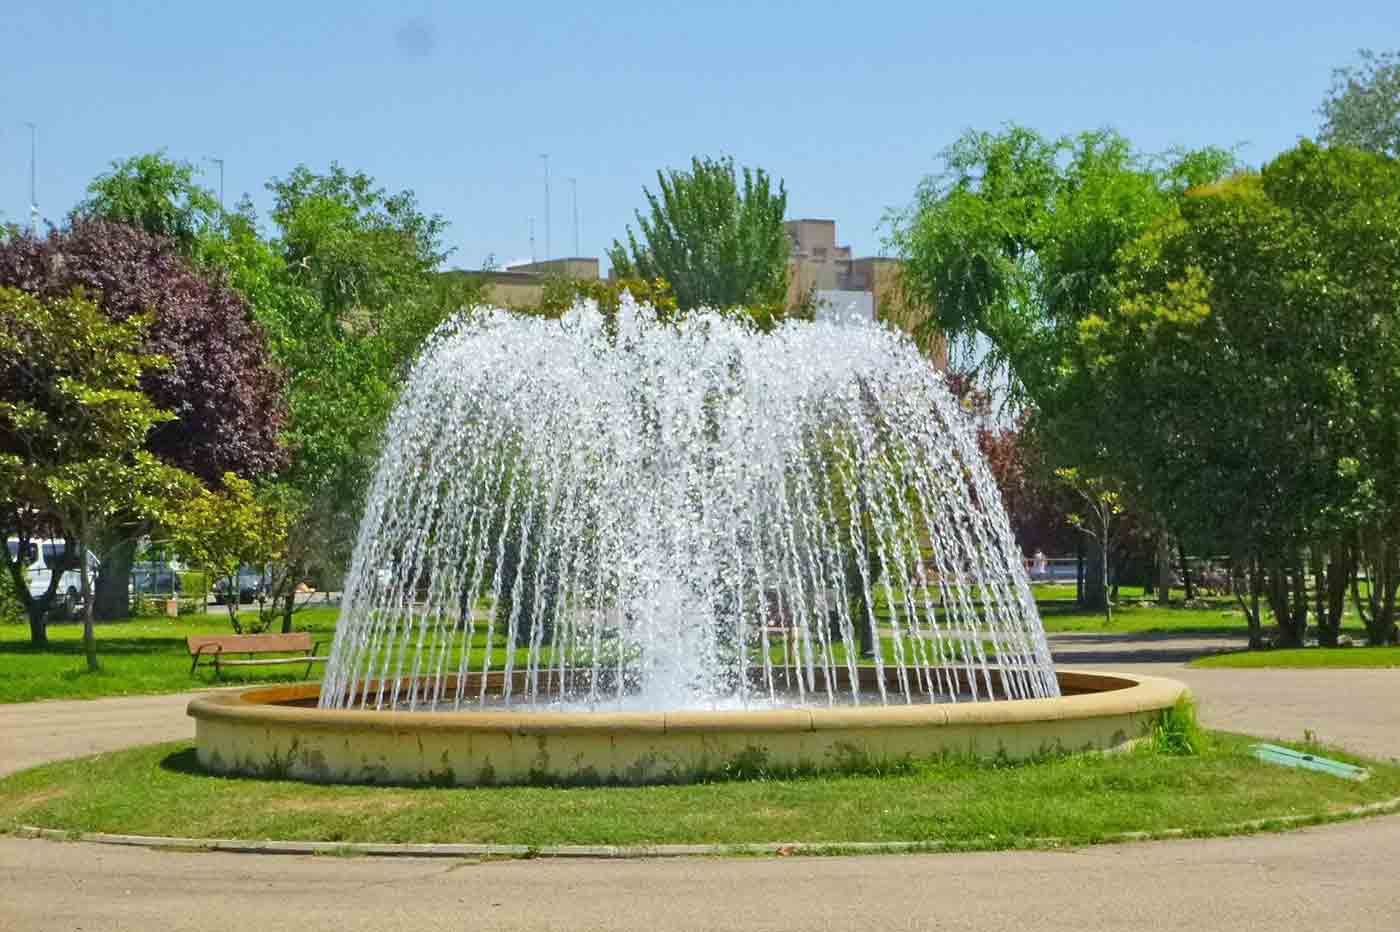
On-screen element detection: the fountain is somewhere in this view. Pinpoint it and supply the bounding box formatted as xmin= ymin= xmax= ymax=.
xmin=189 ymin=299 xmax=1186 ymax=785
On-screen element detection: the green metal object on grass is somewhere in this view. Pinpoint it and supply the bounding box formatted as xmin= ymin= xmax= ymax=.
xmin=1251 ymin=744 xmax=1369 ymax=781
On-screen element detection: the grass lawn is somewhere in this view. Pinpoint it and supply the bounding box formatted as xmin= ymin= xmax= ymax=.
xmin=2 ymin=732 xmax=1396 ymax=850
xmin=1191 ymin=647 xmax=1400 ymax=669
xmin=0 ymin=605 xmax=561 ymax=704
xmin=0 ymin=607 xmax=343 ymax=703
xmin=3 ymin=583 xmax=1378 ymax=704
xmin=1038 ymin=598 xmax=1252 ymax=635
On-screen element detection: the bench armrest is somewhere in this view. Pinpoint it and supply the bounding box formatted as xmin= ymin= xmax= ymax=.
xmin=189 ymin=643 xmax=223 ymax=674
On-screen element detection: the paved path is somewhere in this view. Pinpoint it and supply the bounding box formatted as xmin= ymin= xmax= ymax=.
xmin=0 ymin=690 xmax=209 ymax=778
xmin=1050 ymin=631 xmax=1400 ymax=759
xmin=2 ymin=817 xmax=1398 ymax=931
xmin=3 ymin=637 xmax=1400 ymax=931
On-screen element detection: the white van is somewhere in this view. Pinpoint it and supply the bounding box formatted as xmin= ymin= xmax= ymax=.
xmin=5 ymin=538 xmax=94 ymax=618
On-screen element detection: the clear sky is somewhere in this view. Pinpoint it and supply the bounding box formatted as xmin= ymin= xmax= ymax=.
xmin=2 ymin=1 xmax=1397 ymax=272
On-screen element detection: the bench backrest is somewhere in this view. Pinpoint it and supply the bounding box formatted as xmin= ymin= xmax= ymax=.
xmin=187 ymin=632 xmax=313 ymax=655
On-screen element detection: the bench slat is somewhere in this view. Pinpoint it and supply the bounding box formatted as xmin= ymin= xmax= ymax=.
xmin=215 ymin=655 xmax=330 ymax=668
xmin=187 ymin=633 xmax=314 ymax=655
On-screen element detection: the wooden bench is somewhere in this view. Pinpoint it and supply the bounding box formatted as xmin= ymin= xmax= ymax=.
xmin=187 ymin=633 xmax=328 ymax=679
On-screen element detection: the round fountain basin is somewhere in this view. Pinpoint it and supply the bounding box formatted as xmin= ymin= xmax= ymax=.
xmin=188 ymin=670 xmax=1188 ymax=786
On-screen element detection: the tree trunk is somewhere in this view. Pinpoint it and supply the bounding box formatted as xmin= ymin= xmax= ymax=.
xmin=1314 ymin=541 xmax=1351 ymax=648
xmin=1075 ymin=540 xmax=1084 ymax=603
xmin=1178 ymin=543 xmax=1195 ymax=601
xmin=1156 ymin=532 xmax=1172 ymax=606
xmin=1355 ymin=530 xmax=1400 ymax=646
xmin=1247 ymin=557 xmax=1265 ymax=648
xmin=1266 ymin=556 xmax=1308 ymax=647
xmin=280 ymin=571 xmax=299 ymax=634
xmin=28 ymin=613 xmax=49 ymax=647
xmin=79 ymin=533 xmax=98 ymax=673
xmin=94 ymin=536 xmax=136 ymax=621
xmin=1102 ymin=531 xmax=1113 ymax=625
xmin=1080 ymin=538 xmax=1106 ymax=610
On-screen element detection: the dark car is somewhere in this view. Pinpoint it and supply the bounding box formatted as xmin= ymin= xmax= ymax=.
xmin=213 ymin=568 xmax=268 ymax=605
xmin=131 ymin=565 xmax=182 ymax=595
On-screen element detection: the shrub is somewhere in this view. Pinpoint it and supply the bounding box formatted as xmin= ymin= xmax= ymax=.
xmin=0 ymin=581 xmax=23 ymax=625
xmin=1149 ymin=697 xmax=1203 ymax=756
xmin=179 ymin=571 xmax=208 ymax=601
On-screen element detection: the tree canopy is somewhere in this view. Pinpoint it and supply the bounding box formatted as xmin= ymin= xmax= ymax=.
xmin=608 ymin=156 xmax=789 ymax=311
xmin=77 ymin=152 xmax=220 ymax=254
xmin=0 ymin=220 xmax=286 ymax=483
xmin=0 ymin=287 xmax=195 ymax=664
xmin=1319 ymin=48 xmax=1400 ymax=158
xmin=890 ymin=125 xmax=1235 ymax=404
xmin=1078 ymin=142 xmax=1400 ymax=644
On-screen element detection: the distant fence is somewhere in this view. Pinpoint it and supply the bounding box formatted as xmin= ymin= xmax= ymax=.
xmin=1022 ymin=554 xmax=1236 ymax=595
xmin=1023 ymin=557 xmax=1079 ymax=583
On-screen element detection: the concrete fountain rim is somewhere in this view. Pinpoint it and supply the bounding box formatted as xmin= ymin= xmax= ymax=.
xmin=187 ymin=669 xmax=1188 ymax=735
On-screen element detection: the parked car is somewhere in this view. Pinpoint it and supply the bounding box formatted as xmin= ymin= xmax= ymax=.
xmin=212 ymin=568 xmax=269 ymax=605
xmin=131 ymin=563 xmax=183 ymax=595
xmin=5 ymin=538 xmax=96 ymax=618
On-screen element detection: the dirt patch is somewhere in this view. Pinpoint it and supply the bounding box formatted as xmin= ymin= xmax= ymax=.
xmin=6 ymin=787 xmax=70 ymax=811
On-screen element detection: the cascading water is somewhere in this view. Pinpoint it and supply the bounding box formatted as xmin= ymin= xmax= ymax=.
xmin=319 ymin=298 xmax=1059 ymax=713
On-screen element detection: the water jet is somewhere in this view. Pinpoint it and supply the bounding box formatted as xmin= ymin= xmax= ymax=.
xmin=191 ymin=300 xmax=1187 ymax=784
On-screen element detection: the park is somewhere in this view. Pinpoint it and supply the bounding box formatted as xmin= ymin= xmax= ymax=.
xmin=3 ymin=11 xmax=1400 ymax=932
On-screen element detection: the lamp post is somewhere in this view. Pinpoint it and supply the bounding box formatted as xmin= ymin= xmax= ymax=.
xmin=24 ymin=122 xmax=37 ymax=233
xmin=569 ymin=177 xmax=579 ymax=257
xmin=204 ymin=156 xmax=225 ymax=210
xmin=540 ymin=153 xmax=550 ymax=262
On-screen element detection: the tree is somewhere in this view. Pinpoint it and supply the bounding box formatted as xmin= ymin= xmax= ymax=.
xmin=945 ymin=372 xmax=1079 ymax=561
xmin=204 ymin=169 xmax=479 ymax=628
xmin=1319 ymin=49 xmax=1400 ymax=158
xmin=77 ymin=152 xmax=220 ymax=254
xmin=267 ymin=163 xmax=451 ymax=325
xmin=1056 ymin=469 xmax=1123 ymax=624
xmin=168 ymin=474 xmax=292 ymax=634
xmin=890 ymin=126 xmax=1234 ymax=608
xmin=891 ymin=125 xmax=1234 ymax=401
xmin=608 ymin=156 xmax=789 ymax=311
xmin=1081 ymin=143 xmax=1400 ymax=646
xmin=0 ymin=287 xmax=194 ymax=663
xmin=0 ymin=221 xmax=287 ymax=618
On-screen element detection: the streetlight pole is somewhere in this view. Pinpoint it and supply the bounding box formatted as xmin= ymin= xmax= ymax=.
xmin=540 ymin=154 xmax=550 ymax=263
xmin=568 ymin=177 xmax=579 ymax=257
xmin=205 ymin=156 xmax=225 ymax=211
xmin=24 ymin=122 xmax=37 ymax=234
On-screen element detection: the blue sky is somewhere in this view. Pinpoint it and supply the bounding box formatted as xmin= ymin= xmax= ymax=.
xmin=2 ymin=1 xmax=1397 ymax=272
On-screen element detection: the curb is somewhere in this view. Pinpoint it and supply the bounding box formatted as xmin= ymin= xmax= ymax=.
xmin=16 ymin=796 xmax=1400 ymax=859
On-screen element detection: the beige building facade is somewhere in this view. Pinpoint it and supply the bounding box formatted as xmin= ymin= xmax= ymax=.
xmin=786 ymin=219 xmax=944 ymax=366
xmin=457 ymin=258 xmax=602 ymax=310
xmin=450 ymin=221 xmax=941 ymax=367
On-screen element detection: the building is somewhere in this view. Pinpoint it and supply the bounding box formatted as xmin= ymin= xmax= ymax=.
xmin=447 ymin=220 xmax=942 ymax=366
xmin=453 ymin=257 xmax=602 ymax=309
xmin=786 ymin=219 xmax=945 ymax=365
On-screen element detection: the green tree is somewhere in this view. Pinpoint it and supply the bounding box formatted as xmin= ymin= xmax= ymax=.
xmin=77 ymin=152 xmax=220 ymax=253
xmin=168 ymin=473 xmax=292 ymax=634
xmin=0 ymin=287 xmax=193 ymax=667
xmin=268 ymin=163 xmax=451 ymax=324
xmin=201 ymin=170 xmax=482 ymax=629
xmin=1319 ymin=49 xmax=1400 ymax=158
xmin=891 ymin=125 xmax=1234 ymax=401
xmin=1081 ymin=143 xmax=1400 ymax=646
xmin=891 ymin=125 xmax=1234 ymax=607
xmin=608 ymin=156 xmax=789 ymax=310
